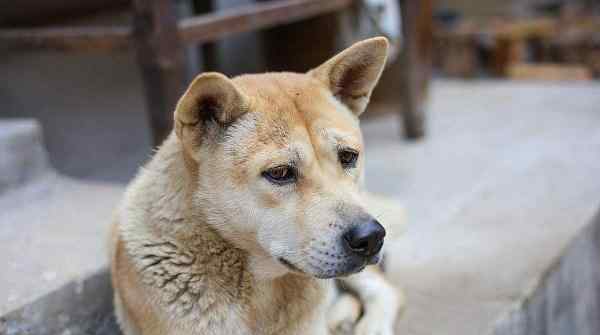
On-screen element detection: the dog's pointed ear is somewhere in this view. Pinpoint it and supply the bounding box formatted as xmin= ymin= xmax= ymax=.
xmin=309 ymin=37 xmax=389 ymax=116
xmin=174 ymin=72 xmax=248 ymax=134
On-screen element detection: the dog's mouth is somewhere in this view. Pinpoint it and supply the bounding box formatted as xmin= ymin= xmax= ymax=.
xmin=278 ymin=257 xmax=305 ymax=274
xmin=313 ymin=259 xmax=367 ymax=279
xmin=329 ymin=253 xmax=381 ymax=277
xmin=279 ymin=252 xmax=381 ymax=279
xmin=367 ymin=252 xmax=382 ymax=265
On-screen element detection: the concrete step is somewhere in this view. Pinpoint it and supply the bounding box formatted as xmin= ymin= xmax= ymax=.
xmin=363 ymin=80 xmax=600 ymax=335
xmin=0 ymin=176 xmax=123 ymax=316
xmin=0 ymin=119 xmax=124 ymax=335
xmin=0 ymin=174 xmax=124 ymax=335
xmin=493 ymin=210 xmax=600 ymax=335
xmin=0 ymin=119 xmax=50 ymax=194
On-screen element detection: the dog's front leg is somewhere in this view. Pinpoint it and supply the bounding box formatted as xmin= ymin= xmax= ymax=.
xmin=339 ymin=267 xmax=404 ymax=335
xmin=327 ymin=292 xmax=362 ymax=335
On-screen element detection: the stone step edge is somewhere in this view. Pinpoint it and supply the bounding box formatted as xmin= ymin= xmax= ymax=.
xmin=0 ymin=269 xmax=116 ymax=335
xmin=492 ymin=208 xmax=600 ymax=335
xmin=0 ymin=119 xmax=51 ymax=195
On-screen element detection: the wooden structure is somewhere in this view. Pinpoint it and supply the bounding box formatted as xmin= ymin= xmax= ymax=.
xmin=434 ymin=13 xmax=600 ymax=79
xmin=0 ymin=0 xmax=431 ymax=144
xmin=398 ymin=0 xmax=432 ymax=139
xmin=507 ymin=63 xmax=592 ymax=81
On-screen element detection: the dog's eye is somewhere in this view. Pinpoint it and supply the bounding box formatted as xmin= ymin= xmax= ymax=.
xmin=338 ymin=149 xmax=358 ymax=168
xmin=262 ymin=166 xmax=296 ymax=185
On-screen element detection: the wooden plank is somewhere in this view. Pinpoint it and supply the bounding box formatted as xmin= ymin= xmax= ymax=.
xmin=492 ymin=18 xmax=557 ymax=40
xmin=0 ymin=0 xmax=353 ymax=52
xmin=178 ymin=0 xmax=353 ymax=45
xmin=132 ymin=0 xmax=187 ymax=146
xmin=0 ymin=26 xmax=130 ymax=52
xmin=0 ymin=0 xmax=128 ymax=26
xmin=507 ymin=63 xmax=592 ymax=81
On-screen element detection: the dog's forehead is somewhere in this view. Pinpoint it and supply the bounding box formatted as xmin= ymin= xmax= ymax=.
xmin=233 ymin=72 xmax=361 ymax=143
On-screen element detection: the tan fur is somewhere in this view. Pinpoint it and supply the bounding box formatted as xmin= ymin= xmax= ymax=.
xmin=110 ymin=37 xmax=403 ymax=335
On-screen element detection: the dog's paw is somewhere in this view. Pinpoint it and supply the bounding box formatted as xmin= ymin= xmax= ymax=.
xmin=352 ymin=280 xmax=405 ymax=335
xmin=353 ymin=315 xmax=395 ymax=335
xmin=327 ymin=293 xmax=362 ymax=335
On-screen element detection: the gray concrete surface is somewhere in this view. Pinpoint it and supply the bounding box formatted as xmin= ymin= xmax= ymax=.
xmin=0 ymin=174 xmax=123 ymax=316
xmin=0 ymin=119 xmax=123 ymax=318
xmin=0 ymin=50 xmax=152 ymax=183
xmin=362 ymin=80 xmax=600 ymax=335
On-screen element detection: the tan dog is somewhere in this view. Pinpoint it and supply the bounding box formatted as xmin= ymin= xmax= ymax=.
xmin=110 ymin=37 xmax=403 ymax=335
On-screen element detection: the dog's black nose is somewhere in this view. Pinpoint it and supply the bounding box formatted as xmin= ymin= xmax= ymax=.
xmin=343 ymin=219 xmax=386 ymax=257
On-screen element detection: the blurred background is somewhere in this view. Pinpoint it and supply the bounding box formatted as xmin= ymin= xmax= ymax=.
xmin=1 ymin=0 xmax=599 ymax=334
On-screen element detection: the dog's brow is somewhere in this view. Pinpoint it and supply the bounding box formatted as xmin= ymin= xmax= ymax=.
xmin=260 ymin=146 xmax=303 ymax=167
xmin=321 ymin=128 xmax=359 ymax=150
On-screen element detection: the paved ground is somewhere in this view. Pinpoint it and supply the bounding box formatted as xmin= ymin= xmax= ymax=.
xmin=0 ymin=174 xmax=123 ymax=316
xmin=363 ymin=80 xmax=600 ymax=334
xmin=1 ymin=79 xmax=599 ymax=334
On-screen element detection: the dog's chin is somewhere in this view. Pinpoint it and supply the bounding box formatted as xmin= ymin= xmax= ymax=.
xmin=279 ymin=253 xmax=381 ymax=279
xmin=313 ymin=264 xmax=366 ymax=279
xmin=324 ymin=253 xmax=381 ymax=278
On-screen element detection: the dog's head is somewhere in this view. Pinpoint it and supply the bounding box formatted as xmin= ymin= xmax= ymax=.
xmin=174 ymin=38 xmax=388 ymax=279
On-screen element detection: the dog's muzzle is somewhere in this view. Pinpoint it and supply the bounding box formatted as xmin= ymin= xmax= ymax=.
xmin=342 ymin=218 xmax=385 ymax=264
xmin=281 ymin=217 xmax=386 ymax=279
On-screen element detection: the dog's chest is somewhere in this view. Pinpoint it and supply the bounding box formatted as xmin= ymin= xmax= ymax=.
xmin=134 ymin=239 xmax=331 ymax=334
xmin=158 ymin=275 xmax=331 ymax=335
xmin=247 ymin=276 xmax=332 ymax=335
